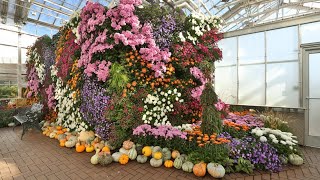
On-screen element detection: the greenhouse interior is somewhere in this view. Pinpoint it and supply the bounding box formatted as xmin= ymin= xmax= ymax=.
xmin=1 ymin=0 xmax=320 ymax=179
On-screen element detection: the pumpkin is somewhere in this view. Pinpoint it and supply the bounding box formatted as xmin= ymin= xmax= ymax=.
xmin=289 ymin=154 xmax=303 ymax=165
xmin=57 ymin=134 xmax=67 ymax=141
xmin=49 ymin=132 xmax=56 ymax=139
xmin=59 ymin=139 xmax=66 ymax=147
xmin=136 ymin=144 xmax=143 ymax=155
xmin=171 ymin=150 xmax=180 ymax=159
xmin=94 ymin=142 xmax=105 ymax=150
xmin=162 ymin=148 xmax=171 ymax=161
xmin=182 ymin=161 xmax=194 ymax=173
xmin=207 ymin=163 xmax=225 ymax=178
xmin=128 ymin=148 xmax=138 ymax=160
xmin=136 ymin=155 xmax=148 ymax=163
xmin=56 ymin=126 xmax=62 ymax=130
xmin=62 ymin=128 xmax=68 ymax=132
xmin=174 ymin=157 xmax=183 ymax=169
xmin=76 ymin=142 xmax=86 ymax=153
xmin=150 ymin=158 xmax=163 ymax=167
xmin=119 ymin=154 xmax=129 ymax=165
xmin=119 ymin=147 xmax=129 ymax=155
xmin=153 ymin=152 xmax=162 ymax=160
xmin=86 ymin=145 xmax=95 ymax=153
xmin=123 ymin=140 xmax=134 ymax=150
xmin=78 ymin=131 xmax=95 ymax=142
xmin=102 ymin=146 xmax=110 ymax=153
xmin=142 ymin=146 xmax=152 ymax=157
xmin=91 ymin=149 xmax=100 ymax=165
xmin=112 ymin=152 xmax=123 ymax=162
xmin=56 ymin=130 xmax=64 ymax=135
xmin=65 ymin=139 xmax=77 ymax=148
xmin=164 ymin=160 xmax=174 ymax=168
xmin=152 ymin=146 xmax=162 ymax=153
xmin=193 ymin=162 xmax=207 ymax=177
xmin=98 ymin=152 xmax=113 ymax=166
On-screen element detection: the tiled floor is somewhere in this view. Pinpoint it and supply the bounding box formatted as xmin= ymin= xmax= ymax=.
xmin=1 ymin=127 xmax=320 ymax=180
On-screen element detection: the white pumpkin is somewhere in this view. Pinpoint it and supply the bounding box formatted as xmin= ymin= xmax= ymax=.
xmin=289 ymin=154 xmax=303 ymax=166
xmin=119 ymin=147 xmax=129 ymax=155
xmin=207 ymin=163 xmax=225 ymax=178
xmin=78 ymin=131 xmax=95 ymax=142
xmin=150 ymin=158 xmax=163 ymax=167
xmin=49 ymin=132 xmax=56 ymax=139
xmin=112 ymin=152 xmax=123 ymax=162
xmin=182 ymin=161 xmax=194 ymax=173
xmin=90 ymin=149 xmax=100 ymax=165
xmin=137 ymin=155 xmax=148 ymax=163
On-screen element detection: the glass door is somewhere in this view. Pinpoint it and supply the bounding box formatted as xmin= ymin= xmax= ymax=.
xmin=305 ymin=51 xmax=320 ymax=147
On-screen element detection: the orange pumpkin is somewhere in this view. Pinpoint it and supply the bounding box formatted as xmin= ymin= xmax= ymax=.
xmin=102 ymin=146 xmax=110 ymax=153
xmin=193 ymin=162 xmax=207 ymax=177
xmin=56 ymin=126 xmax=62 ymax=130
xmin=59 ymin=139 xmax=67 ymax=147
xmin=76 ymin=142 xmax=86 ymax=153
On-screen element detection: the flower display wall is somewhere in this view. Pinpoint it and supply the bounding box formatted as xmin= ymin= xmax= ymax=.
xmin=26 ymin=1 xmax=303 ymax=175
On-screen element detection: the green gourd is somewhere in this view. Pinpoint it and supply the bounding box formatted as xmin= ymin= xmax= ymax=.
xmin=98 ymin=152 xmax=113 ymax=166
xmin=150 ymin=158 xmax=163 ymax=167
xmin=162 ymin=148 xmax=171 ymax=161
xmin=90 ymin=149 xmax=100 ymax=165
xmin=182 ymin=161 xmax=194 ymax=173
xmin=136 ymin=155 xmax=148 ymax=164
xmin=128 ymin=148 xmax=138 ymax=160
xmin=289 ymin=154 xmax=303 ymax=165
xmin=174 ymin=157 xmax=183 ymax=169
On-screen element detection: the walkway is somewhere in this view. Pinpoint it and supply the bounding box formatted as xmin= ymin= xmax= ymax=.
xmin=1 ymin=127 xmax=320 ymax=180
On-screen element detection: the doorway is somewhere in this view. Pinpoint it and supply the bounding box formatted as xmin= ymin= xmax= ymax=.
xmin=303 ymin=43 xmax=320 ymax=147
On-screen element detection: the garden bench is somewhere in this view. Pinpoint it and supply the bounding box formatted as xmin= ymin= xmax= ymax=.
xmin=13 ymin=103 xmax=43 ymax=139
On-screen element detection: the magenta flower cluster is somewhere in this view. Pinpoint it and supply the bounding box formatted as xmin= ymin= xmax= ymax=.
xmin=190 ymin=67 xmax=207 ymax=100
xmin=26 ymin=66 xmax=40 ymax=98
xmin=83 ymin=60 xmax=112 ymax=82
xmin=45 ymin=84 xmax=56 ymax=109
xmin=77 ymin=0 xmax=171 ymax=80
xmin=215 ymin=98 xmax=230 ymax=112
xmin=133 ymin=124 xmax=187 ymax=140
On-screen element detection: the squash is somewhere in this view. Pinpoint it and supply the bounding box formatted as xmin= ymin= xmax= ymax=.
xmin=128 ymin=149 xmax=138 ymax=160
xmin=207 ymin=163 xmax=225 ymax=178
xmin=150 ymin=158 xmax=163 ymax=167
xmin=153 ymin=152 xmax=162 ymax=160
xmin=76 ymin=142 xmax=86 ymax=153
xmin=136 ymin=155 xmax=148 ymax=164
xmin=98 ymin=152 xmax=113 ymax=166
xmin=289 ymin=154 xmax=303 ymax=165
xmin=119 ymin=147 xmax=129 ymax=155
xmin=78 ymin=131 xmax=95 ymax=142
xmin=102 ymin=146 xmax=110 ymax=153
xmin=162 ymin=148 xmax=171 ymax=161
xmin=193 ymin=162 xmax=207 ymax=177
xmin=171 ymin=150 xmax=180 ymax=159
xmin=142 ymin=146 xmax=152 ymax=157
xmin=164 ymin=160 xmax=174 ymax=168
xmin=104 ymin=141 xmax=116 ymax=151
xmin=174 ymin=157 xmax=183 ymax=169
xmin=59 ymin=139 xmax=66 ymax=147
xmin=65 ymin=137 xmax=77 ymax=148
xmin=152 ymin=146 xmax=162 ymax=153
xmin=119 ymin=154 xmax=129 ymax=165
xmin=56 ymin=126 xmax=62 ymax=130
xmin=86 ymin=145 xmax=95 ymax=153
xmin=57 ymin=134 xmax=67 ymax=141
xmin=112 ymin=152 xmax=123 ymax=162
xmin=123 ymin=140 xmax=134 ymax=150
xmin=49 ymin=132 xmax=56 ymax=139
xmin=91 ymin=149 xmax=100 ymax=165
xmin=95 ymin=142 xmax=105 ymax=150
xmin=182 ymin=161 xmax=194 ymax=173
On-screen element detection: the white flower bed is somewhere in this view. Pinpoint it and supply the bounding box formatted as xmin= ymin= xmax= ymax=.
xmin=251 ymin=127 xmax=298 ymax=151
xmin=142 ymin=88 xmax=183 ymax=126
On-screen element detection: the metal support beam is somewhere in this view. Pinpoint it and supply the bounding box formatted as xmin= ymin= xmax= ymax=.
xmin=27 ymin=17 xmax=59 ymax=29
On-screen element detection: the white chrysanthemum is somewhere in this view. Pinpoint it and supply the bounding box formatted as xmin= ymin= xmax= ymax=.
xmin=260 ymin=136 xmax=268 ymax=142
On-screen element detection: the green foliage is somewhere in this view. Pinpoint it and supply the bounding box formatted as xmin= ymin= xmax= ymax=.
xmin=107 ymin=62 xmax=129 ymax=94
xmin=187 ymin=144 xmax=229 ymax=164
xmin=0 ymin=109 xmax=15 ymax=128
xmin=222 ymin=125 xmax=249 ymax=139
xmin=235 ymin=158 xmax=254 ymax=174
xmin=200 ymin=83 xmax=221 ymax=134
xmin=0 ymin=85 xmax=18 ymax=98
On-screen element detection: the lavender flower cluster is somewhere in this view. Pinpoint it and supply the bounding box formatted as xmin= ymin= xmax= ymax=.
xmin=229 ymin=136 xmax=282 ymax=172
xmin=80 ymin=77 xmax=111 ymax=139
xmin=153 ymin=15 xmax=177 ymax=50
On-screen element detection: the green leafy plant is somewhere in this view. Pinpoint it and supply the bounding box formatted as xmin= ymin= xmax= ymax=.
xmin=235 ymin=158 xmax=254 ymax=174
xmin=187 ymin=144 xmax=228 ymax=164
xmin=0 ymin=85 xmax=18 ymax=98
xmin=107 ymin=62 xmax=129 ymax=94
xmin=0 ymin=109 xmax=16 ymax=128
